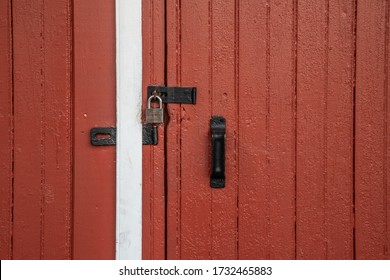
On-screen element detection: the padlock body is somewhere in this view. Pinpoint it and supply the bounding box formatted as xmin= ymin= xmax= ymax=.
xmin=145 ymin=108 xmax=164 ymax=124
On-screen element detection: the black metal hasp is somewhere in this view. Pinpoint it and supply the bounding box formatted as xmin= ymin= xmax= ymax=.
xmin=90 ymin=125 xmax=158 ymax=146
xmin=210 ymin=116 xmax=226 ymax=188
xmin=147 ymin=85 xmax=196 ymax=104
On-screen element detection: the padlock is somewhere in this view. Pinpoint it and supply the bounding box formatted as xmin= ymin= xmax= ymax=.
xmin=145 ymin=95 xmax=164 ymax=124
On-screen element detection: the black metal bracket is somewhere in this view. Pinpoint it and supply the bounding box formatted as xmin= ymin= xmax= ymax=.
xmin=90 ymin=127 xmax=116 ymax=146
xmin=142 ymin=125 xmax=158 ymax=145
xmin=90 ymin=125 xmax=158 ymax=146
xmin=147 ymin=85 xmax=196 ymax=104
xmin=210 ymin=116 xmax=226 ymax=188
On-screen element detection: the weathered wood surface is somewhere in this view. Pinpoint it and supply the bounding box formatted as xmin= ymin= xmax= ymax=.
xmin=163 ymin=0 xmax=389 ymax=260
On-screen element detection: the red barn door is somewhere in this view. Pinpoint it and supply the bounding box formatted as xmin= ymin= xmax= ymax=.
xmin=0 ymin=0 xmax=116 ymax=259
xmin=143 ymin=0 xmax=390 ymax=260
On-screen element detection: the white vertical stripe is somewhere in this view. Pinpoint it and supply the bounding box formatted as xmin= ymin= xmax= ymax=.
xmin=116 ymin=0 xmax=142 ymax=260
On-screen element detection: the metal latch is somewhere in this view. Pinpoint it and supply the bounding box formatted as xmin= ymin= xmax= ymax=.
xmin=90 ymin=125 xmax=158 ymax=146
xmin=147 ymin=85 xmax=196 ymax=104
xmin=91 ymin=86 xmax=196 ymax=146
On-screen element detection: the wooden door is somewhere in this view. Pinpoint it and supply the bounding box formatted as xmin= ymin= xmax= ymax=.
xmin=143 ymin=0 xmax=390 ymax=260
xmin=0 ymin=0 xmax=116 ymax=259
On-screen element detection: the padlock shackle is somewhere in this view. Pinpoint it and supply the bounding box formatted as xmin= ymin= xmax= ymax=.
xmin=147 ymin=95 xmax=163 ymax=108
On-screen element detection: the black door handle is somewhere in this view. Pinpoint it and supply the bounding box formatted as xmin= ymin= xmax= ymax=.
xmin=210 ymin=116 xmax=226 ymax=188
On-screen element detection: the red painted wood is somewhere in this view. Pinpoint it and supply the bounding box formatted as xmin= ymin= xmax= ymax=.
xmin=325 ymin=0 xmax=355 ymax=259
xmin=1 ymin=0 xmax=116 ymax=259
xmin=210 ymin=0 xmax=238 ymax=259
xmin=12 ymin=0 xmax=73 ymax=259
xmin=0 ymin=0 xmax=13 ymax=260
xmin=2 ymin=0 xmax=389 ymax=261
xmin=237 ymin=0 xmax=296 ymax=260
xmin=40 ymin=0 xmax=73 ymax=259
xmin=296 ymin=0 xmax=328 ymax=259
xmin=266 ymin=0 xmax=296 ymax=259
xmin=142 ymin=0 xmax=166 ymax=260
xmin=73 ymin=0 xmax=116 ymax=259
xmin=165 ymin=0 xmax=296 ymax=260
xmin=355 ymin=0 xmax=389 ymax=260
xmin=388 ymin=10 xmax=390 ymax=259
xmin=12 ymin=0 xmax=45 ymax=259
xmin=163 ymin=0 xmax=358 ymax=260
xmin=237 ymin=0 xmax=269 ymax=259
xmin=166 ymin=0 xmax=213 ymax=259
xmin=296 ymin=0 xmax=355 ymax=259
xmin=165 ymin=0 xmax=183 ymax=260
xmin=388 ymin=3 xmax=390 ymax=260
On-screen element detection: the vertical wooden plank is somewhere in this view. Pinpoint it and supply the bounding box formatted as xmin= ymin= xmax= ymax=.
xmin=142 ymin=0 xmax=166 ymax=260
xmin=165 ymin=0 xmax=182 ymax=260
xmin=238 ymin=0 xmax=296 ymax=260
xmin=387 ymin=4 xmax=390 ymax=258
xmin=296 ymin=0 xmax=328 ymax=259
xmin=296 ymin=0 xmax=355 ymax=259
xmin=355 ymin=0 xmax=388 ymax=260
xmin=209 ymin=0 xmax=238 ymax=260
xmin=73 ymin=0 xmax=116 ymax=259
xmin=179 ymin=0 xmax=213 ymax=259
xmin=325 ymin=0 xmax=355 ymax=259
xmin=12 ymin=0 xmax=73 ymax=260
xmin=12 ymin=0 xmax=46 ymax=259
xmin=166 ymin=0 xmax=213 ymax=259
xmin=0 ymin=0 xmax=13 ymax=260
xmin=268 ymin=0 xmax=296 ymax=259
xmin=167 ymin=0 xmax=240 ymax=260
xmin=237 ymin=0 xmax=268 ymax=259
xmin=40 ymin=0 xmax=73 ymax=260
xmin=387 ymin=2 xmax=390 ymax=259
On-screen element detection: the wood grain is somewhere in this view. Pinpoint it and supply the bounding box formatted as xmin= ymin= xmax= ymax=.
xmin=12 ymin=0 xmax=44 ymax=259
xmin=165 ymin=0 xmax=183 ymax=259
xmin=296 ymin=0 xmax=328 ymax=259
xmin=237 ymin=0 xmax=296 ymax=260
xmin=40 ymin=0 xmax=73 ymax=260
xmin=0 ymin=0 xmax=13 ymax=260
xmin=210 ymin=0 xmax=238 ymax=260
xmin=355 ymin=0 xmax=389 ymax=260
xmin=267 ymin=0 xmax=296 ymax=259
xmin=12 ymin=0 xmax=73 ymax=259
xmin=325 ymin=0 xmax=355 ymax=259
xmin=296 ymin=0 xmax=355 ymax=259
xmin=163 ymin=0 xmax=359 ymax=260
xmin=237 ymin=0 xmax=269 ymax=259
xmin=142 ymin=0 xmax=166 ymax=260
xmin=73 ymin=0 xmax=116 ymax=259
